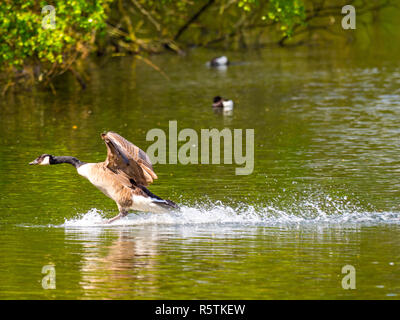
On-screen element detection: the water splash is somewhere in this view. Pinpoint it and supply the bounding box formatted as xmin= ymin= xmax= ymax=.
xmin=62 ymin=196 xmax=400 ymax=228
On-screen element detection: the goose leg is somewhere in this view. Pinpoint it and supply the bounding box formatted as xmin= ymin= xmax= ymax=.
xmin=107 ymin=210 xmax=128 ymax=224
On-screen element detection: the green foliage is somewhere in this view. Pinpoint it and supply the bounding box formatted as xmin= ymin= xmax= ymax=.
xmin=267 ymin=0 xmax=306 ymax=36
xmin=0 ymin=0 xmax=111 ymax=86
xmin=1 ymin=0 xmax=393 ymax=92
xmin=238 ymin=0 xmax=306 ymax=36
xmin=108 ymin=0 xmax=307 ymax=52
xmin=0 ymin=0 xmax=306 ymax=87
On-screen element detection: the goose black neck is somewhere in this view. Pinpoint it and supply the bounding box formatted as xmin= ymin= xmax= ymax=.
xmin=51 ymin=156 xmax=86 ymax=168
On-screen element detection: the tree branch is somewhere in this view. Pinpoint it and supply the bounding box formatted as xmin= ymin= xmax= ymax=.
xmin=173 ymin=0 xmax=215 ymax=41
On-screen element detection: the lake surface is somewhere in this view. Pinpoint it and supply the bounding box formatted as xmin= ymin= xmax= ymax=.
xmin=0 ymin=45 xmax=399 ymax=299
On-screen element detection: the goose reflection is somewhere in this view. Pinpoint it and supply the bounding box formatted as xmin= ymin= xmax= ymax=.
xmin=65 ymin=227 xmax=161 ymax=299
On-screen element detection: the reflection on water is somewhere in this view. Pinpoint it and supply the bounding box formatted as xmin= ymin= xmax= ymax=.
xmin=59 ymin=218 xmax=400 ymax=299
xmin=67 ymin=228 xmax=160 ymax=299
xmin=1 ymin=45 xmax=400 ymax=299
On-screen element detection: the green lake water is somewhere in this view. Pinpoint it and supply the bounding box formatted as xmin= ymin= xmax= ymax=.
xmin=0 ymin=45 xmax=399 ymax=299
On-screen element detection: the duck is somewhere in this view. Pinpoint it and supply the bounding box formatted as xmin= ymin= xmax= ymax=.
xmin=207 ymin=56 xmax=229 ymax=67
xmin=212 ymin=96 xmax=234 ymax=111
xmin=29 ymin=131 xmax=178 ymax=223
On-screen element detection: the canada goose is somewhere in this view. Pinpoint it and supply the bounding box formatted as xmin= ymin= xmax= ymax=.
xmin=29 ymin=132 xmax=178 ymax=223
xmin=207 ymin=56 xmax=229 ymax=67
xmin=212 ymin=96 xmax=234 ymax=111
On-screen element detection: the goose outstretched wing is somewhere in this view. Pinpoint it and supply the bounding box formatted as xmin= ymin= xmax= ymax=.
xmin=102 ymin=131 xmax=157 ymax=186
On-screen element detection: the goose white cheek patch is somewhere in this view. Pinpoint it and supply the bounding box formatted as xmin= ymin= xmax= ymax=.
xmin=40 ymin=156 xmax=50 ymax=165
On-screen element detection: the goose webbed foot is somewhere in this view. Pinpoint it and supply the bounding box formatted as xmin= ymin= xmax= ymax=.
xmin=106 ymin=210 xmax=128 ymax=224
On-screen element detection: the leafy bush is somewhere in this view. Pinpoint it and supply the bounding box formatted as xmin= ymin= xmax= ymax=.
xmin=0 ymin=0 xmax=111 ymax=91
xmin=1 ymin=0 xmax=393 ymax=92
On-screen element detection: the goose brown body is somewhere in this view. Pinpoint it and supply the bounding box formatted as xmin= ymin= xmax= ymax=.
xmin=30 ymin=131 xmax=178 ymax=223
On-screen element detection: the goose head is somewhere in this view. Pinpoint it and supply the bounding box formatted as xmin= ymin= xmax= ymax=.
xmin=29 ymin=154 xmax=53 ymax=165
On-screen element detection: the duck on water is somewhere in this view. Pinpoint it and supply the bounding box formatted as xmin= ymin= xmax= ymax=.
xmin=212 ymin=96 xmax=234 ymax=111
xmin=29 ymin=131 xmax=178 ymax=223
xmin=207 ymin=56 xmax=229 ymax=67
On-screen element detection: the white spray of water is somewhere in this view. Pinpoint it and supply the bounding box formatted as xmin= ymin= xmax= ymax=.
xmin=62 ymin=196 xmax=400 ymax=228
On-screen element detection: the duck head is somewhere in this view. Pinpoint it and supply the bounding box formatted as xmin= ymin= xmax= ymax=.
xmin=212 ymin=96 xmax=223 ymax=108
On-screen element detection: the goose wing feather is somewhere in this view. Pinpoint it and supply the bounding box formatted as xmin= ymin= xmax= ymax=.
xmin=102 ymin=131 xmax=157 ymax=186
